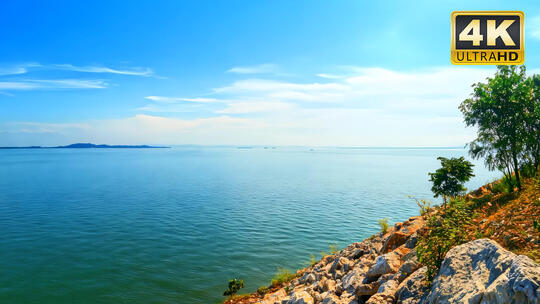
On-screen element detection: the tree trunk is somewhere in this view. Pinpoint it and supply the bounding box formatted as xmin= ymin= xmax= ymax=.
xmin=504 ymin=166 xmax=513 ymax=192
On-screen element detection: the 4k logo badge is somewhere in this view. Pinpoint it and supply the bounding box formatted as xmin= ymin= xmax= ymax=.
xmin=451 ymin=11 xmax=524 ymax=65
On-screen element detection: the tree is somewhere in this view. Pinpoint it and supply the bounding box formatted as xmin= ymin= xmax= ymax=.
xmin=522 ymin=74 xmax=540 ymax=174
xmin=429 ymin=157 xmax=475 ymax=203
xmin=223 ymin=278 xmax=244 ymax=298
xmin=459 ymin=65 xmax=531 ymax=190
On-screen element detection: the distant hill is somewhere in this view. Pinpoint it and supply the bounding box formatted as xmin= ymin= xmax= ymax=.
xmin=0 ymin=143 xmax=169 ymax=149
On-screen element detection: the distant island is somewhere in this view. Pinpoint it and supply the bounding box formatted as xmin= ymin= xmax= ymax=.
xmin=0 ymin=143 xmax=170 ymax=149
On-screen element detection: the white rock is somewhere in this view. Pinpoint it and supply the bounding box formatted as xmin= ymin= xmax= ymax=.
xmin=426 ymin=238 xmax=540 ymax=304
xmin=287 ymin=290 xmax=314 ymax=304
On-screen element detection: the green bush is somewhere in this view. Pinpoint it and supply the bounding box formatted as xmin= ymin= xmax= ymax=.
xmin=270 ymin=268 xmax=296 ymax=287
xmin=411 ymin=197 xmax=432 ymax=216
xmin=417 ymin=198 xmax=471 ymax=282
xmin=256 ymin=286 xmax=269 ymax=296
xmin=501 ymin=175 xmax=517 ymax=192
xmin=223 ymin=278 xmax=245 ymax=297
xmin=491 ymin=180 xmax=508 ymax=194
xmin=378 ymin=218 xmax=389 ymax=234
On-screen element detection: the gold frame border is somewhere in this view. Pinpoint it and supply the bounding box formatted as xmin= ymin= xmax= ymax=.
xmin=450 ymin=11 xmax=525 ymax=65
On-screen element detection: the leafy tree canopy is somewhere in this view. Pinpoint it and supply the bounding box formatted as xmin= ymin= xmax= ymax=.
xmin=429 ymin=156 xmax=474 ymax=202
xmin=223 ymin=278 xmax=245 ymax=297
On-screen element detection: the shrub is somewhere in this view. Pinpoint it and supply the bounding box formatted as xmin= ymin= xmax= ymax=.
xmin=223 ymin=278 xmax=245 ymax=297
xmin=270 ymin=268 xmax=296 ymax=287
xmin=411 ymin=197 xmax=432 ymax=216
xmin=378 ymin=218 xmax=389 ymax=234
xmin=256 ymin=286 xmax=269 ymax=296
xmin=491 ymin=180 xmax=509 ymax=194
xmin=417 ymin=198 xmax=471 ymax=282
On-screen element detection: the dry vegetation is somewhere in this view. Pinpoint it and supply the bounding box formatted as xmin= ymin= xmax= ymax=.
xmin=466 ymin=178 xmax=540 ymax=262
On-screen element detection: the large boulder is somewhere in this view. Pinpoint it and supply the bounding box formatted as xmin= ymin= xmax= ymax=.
xmin=365 ymin=278 xmax=400 ymax=304
xmin=259 ymin=288 xmax=288 ymax=304
xmin=482 ymin=255 xmax=540 ymax=303
xmin=395 ymin=267 xmax=429 ymax=304
xmin=426 ymin=238 xmax=540 ymax=304
xmin=366 ymin=251 xmax=402 ymax=277
xmin=287 ymin=290 xmax=314 ymax=304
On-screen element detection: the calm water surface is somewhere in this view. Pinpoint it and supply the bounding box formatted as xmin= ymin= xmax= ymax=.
xmin=0 ymin=147 xmax=499 ymax=303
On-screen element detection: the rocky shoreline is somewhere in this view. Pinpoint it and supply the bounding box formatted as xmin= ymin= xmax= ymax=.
xmin=243 ymin=215 xmax=539 ymax=304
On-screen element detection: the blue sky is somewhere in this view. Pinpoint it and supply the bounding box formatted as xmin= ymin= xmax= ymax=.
xmin=1 ymin=0 xmax=540 ymax=146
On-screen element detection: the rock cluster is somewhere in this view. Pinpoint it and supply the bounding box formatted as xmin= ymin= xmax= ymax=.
xmin=257 ymin=217 xmax=425 ymax=304
xmin=256 ymin=219 xmax=540 ymax=304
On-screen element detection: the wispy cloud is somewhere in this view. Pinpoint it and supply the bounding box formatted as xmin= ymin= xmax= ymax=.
xmin=226 ymin=63 xmax=279 ymax=75
xmin=216 ymin=101 xmax=293 ymax=114
xmin=316 ymin=73 xmax=345 ymax=79
xmin=0 ymin=79 xmax=107 ymax=90
xmin=144 ymin=96 xmax=221 ymax=103
xmin=0 ymin=63 xmax=156 ymax=77
xmin=0 ymin=62 xmax=155 ymax=93
xmin=137 ymin=66 xmax=502 ymax=145
xmin=54 ymin=64 xmax=154 ymax=77
xmin=0 ymin=114 xmax=257 ymax=146
xmin=0 ymin=63 xmax=41 ymax=76
xmin=4 ymin=65 xmax=511 ymax=146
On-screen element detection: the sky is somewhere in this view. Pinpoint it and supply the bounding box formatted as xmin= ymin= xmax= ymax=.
xmin=1 ymin=0 xmax=540 ymax=147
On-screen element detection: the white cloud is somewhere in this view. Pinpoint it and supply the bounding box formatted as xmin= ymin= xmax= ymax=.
xmin=316 ymin=73 xmax=345 ymax=79
xmin=4 ymin=66 xmax=511 ymax=146
xmin=226 ymin=63 xmax=279 ymax=74
xmin=0 ymin=63 xmax=41 ymax=76
xmin=144 ymin=96 xmax=221 ymax=103
xmin=0 ymin=79 xmax=107 ymax=90
xmin=54 ymin=64 xmax=154 ymax=76
xmin=217 ymin=101 xmax=293 ymax=114
xmin=0 ymin=67 xmax=29 ymax=76
xmin=135 ymin=66 xmax=500 ymax=145
xmin=0 ymin=115 xmax=259 ymax=146
xmin=0 ymin=63 xmax=155 ymax=77
xmin=214 ymin=79 xmax=347 ymax=94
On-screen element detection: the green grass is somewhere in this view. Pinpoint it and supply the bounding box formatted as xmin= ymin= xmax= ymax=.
xmin=270 ymin=268 xmax=296 ymax=287
xmin=378 ymin=218 xmax=389 ymax=234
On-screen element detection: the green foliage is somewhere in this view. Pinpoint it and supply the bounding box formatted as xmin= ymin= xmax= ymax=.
xmin=491 ymin=180 xmax=509 ymax=194
xmin=460 ymin=65 xmax=540 ymax=190
xmin=256 ymin=286 xmax=269 ymax=296
xmin=417 ymin=198 xmax=471 ymax=282
xmin=411 ymin=197 xmax=432 ymax=216
xmin=270 ymin=268 xmax=296 ymax=287
xmin=429 ymin=156 xmax=475 ymax=202
xmin=378 ymin=218 xmax=389 ymax=234
xmin=223 ymin=278 xmax=245 ymax=297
